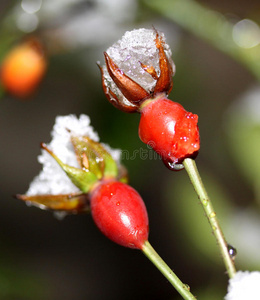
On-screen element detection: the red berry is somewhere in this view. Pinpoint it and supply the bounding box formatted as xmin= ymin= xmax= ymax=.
xmin=90 ymin=180 xmax=149 ymax=249
xmin=139 ymin=97 xmax=200 ymax=167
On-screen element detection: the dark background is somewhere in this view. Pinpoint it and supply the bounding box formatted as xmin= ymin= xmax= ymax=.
xmin=0 ymin=0 xmax=260 ymax=299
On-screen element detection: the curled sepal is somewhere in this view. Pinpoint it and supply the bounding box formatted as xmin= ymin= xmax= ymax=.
xmin=139 ymin=62 xmax=158 ymax=80
xmin=97 ymin=63 xmax=138 ymax=113
xmin=153 ymin=30 xmax=174 ymax=95
xmin=15 ymin=193 xmax=90 ymax=213
xmin=104 ymin=52 xmax=150 ymax=105
xmin=71 ymin=136 xmax=118 ymax=180
xmin=41 ymin=143 xmax=98 ymax=193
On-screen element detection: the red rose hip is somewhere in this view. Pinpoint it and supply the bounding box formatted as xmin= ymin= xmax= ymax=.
xmin=90 ymin=180 xmax=149 ymax=249
xmin=139 ymin=97 xmax=200 ymax=168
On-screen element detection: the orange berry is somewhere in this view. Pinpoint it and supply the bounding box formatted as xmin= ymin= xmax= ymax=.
xmin=0 ymin=39 xmax=47 ymax=98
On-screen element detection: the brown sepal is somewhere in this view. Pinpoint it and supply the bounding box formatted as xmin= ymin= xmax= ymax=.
xmin=153 ymin=30 xmax=174 ymax=95
xmin=97 ymin=63 xmax=138 ymax=113
xmin=139 ymin=62 xmax=158 ymax=80
xmin=104 ymin=52 xmax=150 ymax=104
xmin=15 ymin=192 xmax=90 ymax=213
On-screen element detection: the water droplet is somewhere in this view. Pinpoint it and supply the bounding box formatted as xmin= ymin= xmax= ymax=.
xmin=227 ymin=244 xmax=237 ymax=260
xmin=162 ymin=158 xmax=184 ymax=171
xmin=116 ymin=201 xmax=120 ymax=206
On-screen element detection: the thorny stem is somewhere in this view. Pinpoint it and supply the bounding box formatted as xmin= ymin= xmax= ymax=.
xmin=142 ymin=241 xmax=197 ymax=300
xmin=183 ymin=158 xmax=236 ymax=278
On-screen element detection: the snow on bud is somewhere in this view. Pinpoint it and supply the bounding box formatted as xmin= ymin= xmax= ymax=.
xmin=105 ymin=28 xmax=174 ymax=90
xmin=16 ymin=114 xmax=122 ymax=213
xmin=26 ymin=114 xmax=121 ymax=195
xmin=26 ymin=114 xmax=100 ymax=196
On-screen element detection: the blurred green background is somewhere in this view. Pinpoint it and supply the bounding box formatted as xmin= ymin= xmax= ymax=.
xmin=0 ymin=0 xmax=260 ymax=299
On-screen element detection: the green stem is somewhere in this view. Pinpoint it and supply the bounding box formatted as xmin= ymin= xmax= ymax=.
xmin=183 ymin=158 xmax=236 ymax=278
xmin=142 ymin=240 xmax=197 ymax=300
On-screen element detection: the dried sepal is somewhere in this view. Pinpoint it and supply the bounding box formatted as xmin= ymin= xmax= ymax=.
xmin=104 ymin=52 xmax=150 ymax=105
xmin=153 ymin=30 xmax=174 ymax=95
xmin=97 ymin=63 xmax=138 ymax=113
xmin=15 ymin=193 xmax=90 ymax=213
xmin=139 ymin=62 xmax=158 ymax=80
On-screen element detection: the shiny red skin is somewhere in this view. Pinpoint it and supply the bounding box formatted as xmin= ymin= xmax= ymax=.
xmin=139 ymin=97 xmax=200 ymax=164
xmin=90 ymin=180 xmax=149 ymax=249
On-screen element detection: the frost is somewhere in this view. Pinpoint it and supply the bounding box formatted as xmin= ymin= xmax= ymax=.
xmin=26 ymin=114 xmax=121 ymax=196
xmin=102 ymin=28 xmax=175 ymax=106
xmin=225 ymin=271 xmax=260 ymax=300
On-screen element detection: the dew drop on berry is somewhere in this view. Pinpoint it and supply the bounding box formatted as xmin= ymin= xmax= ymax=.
xmin=227 ymin=244 xmax=237 ymax=260
xmin=162 ymin=158 xmax=184 ymax=171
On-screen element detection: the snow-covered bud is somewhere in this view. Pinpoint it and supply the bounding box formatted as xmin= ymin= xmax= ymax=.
xmin=15 ymin=114 xmax=123 ymax=213
xmin=98 ymin=28 xmax=175 ymax=112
